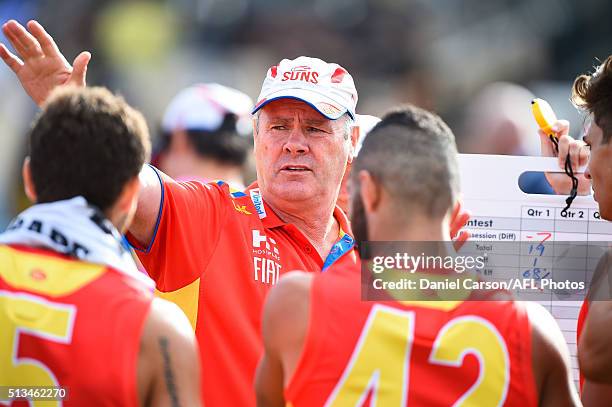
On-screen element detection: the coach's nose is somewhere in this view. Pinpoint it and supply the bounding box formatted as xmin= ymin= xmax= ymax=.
xmin=283 ymin=127 xmax=309 ymax=155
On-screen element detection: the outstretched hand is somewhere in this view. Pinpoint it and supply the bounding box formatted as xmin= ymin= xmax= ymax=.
xmin=0 ymin=20 xmax=90 ymax=106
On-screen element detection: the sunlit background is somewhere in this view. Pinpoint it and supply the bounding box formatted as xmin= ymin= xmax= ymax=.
xmin=0 ymin=0 xmax=610 ymax=226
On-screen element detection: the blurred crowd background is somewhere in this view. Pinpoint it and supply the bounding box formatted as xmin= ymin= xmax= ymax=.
xmin=0 ymin=0 xmax=610 ymax=227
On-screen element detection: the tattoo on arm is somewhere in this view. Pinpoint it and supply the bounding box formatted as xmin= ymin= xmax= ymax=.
xmin=159 ymin=337 xmax=180 ymax=407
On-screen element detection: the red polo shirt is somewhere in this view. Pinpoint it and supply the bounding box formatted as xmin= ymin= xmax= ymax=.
xmin=127 ymin=167 xmax=357 ymax=406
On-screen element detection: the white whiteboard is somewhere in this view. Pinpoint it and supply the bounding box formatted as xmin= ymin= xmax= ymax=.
xmin=458 ymin=153 xmax=612 ymax=385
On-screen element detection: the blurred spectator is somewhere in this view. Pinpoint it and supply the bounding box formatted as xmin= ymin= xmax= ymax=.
xmin=459 ymin=82 xmax=554 ymax=194
xmin=155 ymin=83 xmax=253 ymax=189
xmin=461 ymin=82 xmax=541 ymax=156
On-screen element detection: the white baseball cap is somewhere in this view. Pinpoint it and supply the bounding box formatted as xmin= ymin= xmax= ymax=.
xmin=252 ymin=56 xmax=358 ymax=120
xmin=162 ymin=83 xmax=253 ymax=135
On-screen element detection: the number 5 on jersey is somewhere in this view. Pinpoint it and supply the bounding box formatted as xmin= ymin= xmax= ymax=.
xmin=1 ymin=290 xmax=75 ymax=406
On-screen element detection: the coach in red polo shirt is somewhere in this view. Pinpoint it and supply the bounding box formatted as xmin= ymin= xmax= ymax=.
xmin=129 ymin=56 xmax=359 ymax=406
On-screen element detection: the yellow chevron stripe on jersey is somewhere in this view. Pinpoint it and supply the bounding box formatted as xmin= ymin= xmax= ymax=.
xmin=155 ymin=277 xmax=200 ymax=331
xmin=0 ymin=245 xmax=105 ymax=297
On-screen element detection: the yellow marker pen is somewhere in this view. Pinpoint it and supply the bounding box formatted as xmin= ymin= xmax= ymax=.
xmin=531 ymin=98 xmax=558 ymax=138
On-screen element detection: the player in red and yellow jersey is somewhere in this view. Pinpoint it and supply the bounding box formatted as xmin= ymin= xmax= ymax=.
xmin=534 ymin=55 xmax=612 ymax=404
xmin=0 ymin=87 xmax=200 ymax=406
xmin=563 ymin=55 xmax=612 ymax=406
xmin=256 ymin=106 xmax=580 ymax=406
xmin=0 ymin=245 xmax=199 ymax=406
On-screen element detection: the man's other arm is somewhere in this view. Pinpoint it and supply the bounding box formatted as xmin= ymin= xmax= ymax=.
xmin=527 ymin=302 xmax=581 ymax=407
xmin=580 ymin=301 xmax=612 ymax=382
xmin=578 ymin=300 xmax=612 ymax=407
xmin=577 ymin=251 xmax=612 ymax=406
xmin=580 ymin=251 xmax=612 ymax=383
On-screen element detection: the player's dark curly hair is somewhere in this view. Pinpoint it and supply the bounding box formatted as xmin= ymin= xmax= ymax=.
xmin=572 ymin=55 xmax=612 ymax=144
xmin=29 ymin=86 xmax=150 ymax=211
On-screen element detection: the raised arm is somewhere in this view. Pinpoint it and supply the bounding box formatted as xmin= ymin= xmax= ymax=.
xmin=579 ymin=252 xmax=612 ymax=386
xmin=579 ymin=300 xmax=612 ymax=406
xmin=0 ymin=20 xmax=90 ymax=106
xmin=527 ymin=302 xmax=581 ymax=406
xmin=1 ymin=20 xmax=165 ymax=245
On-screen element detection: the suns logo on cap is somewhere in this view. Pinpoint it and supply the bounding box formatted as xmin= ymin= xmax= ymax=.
xmin=282 ymin=65 xmax=319 ymax=84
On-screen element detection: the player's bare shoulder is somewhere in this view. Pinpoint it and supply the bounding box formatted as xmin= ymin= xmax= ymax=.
xmin=525 ymin=302 xmax=580 ymax=406
xmin=138 ymin=298 xmax=201 ymax=407
xmin=263 ymin=271 xmax=314 ymax=346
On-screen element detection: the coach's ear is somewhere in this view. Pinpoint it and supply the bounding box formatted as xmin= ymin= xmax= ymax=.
xmin=22 ymin=157 xmax=37 ymax=203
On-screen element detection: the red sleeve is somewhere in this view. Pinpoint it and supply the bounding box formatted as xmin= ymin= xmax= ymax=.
xmin=127 ymin=174 xmax=228 ymax=291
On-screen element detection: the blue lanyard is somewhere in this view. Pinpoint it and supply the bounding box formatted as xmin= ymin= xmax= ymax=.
xmin=322 ymin=233 xmax=355 ymax=272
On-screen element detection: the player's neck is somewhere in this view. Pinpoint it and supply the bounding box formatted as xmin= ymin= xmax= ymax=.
xmin=370 ymin=215 xmax=448 ymax=242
